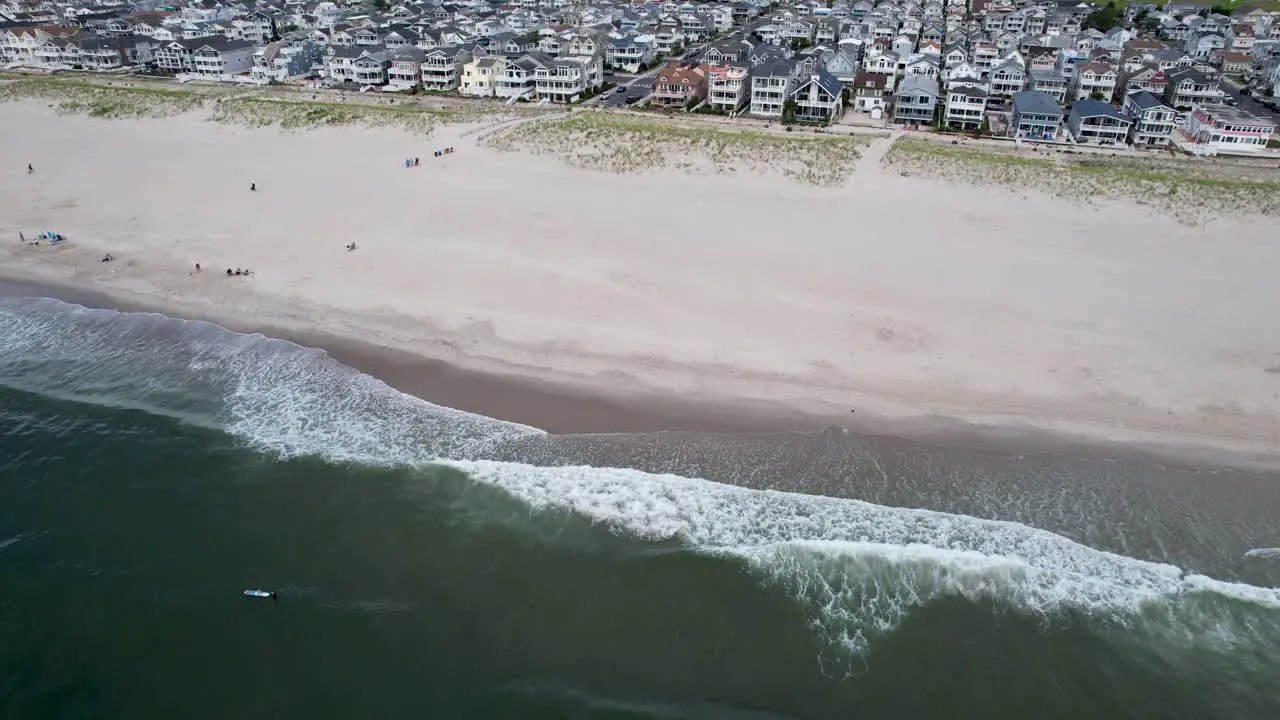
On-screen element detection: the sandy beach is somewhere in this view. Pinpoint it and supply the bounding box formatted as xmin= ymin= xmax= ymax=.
xmin=3 ymin=96 xmax=1280 ymax=467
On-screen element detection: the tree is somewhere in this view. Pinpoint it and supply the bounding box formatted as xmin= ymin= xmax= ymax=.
xmin=1089 ymin=91 xmax=1106 ymax=100
xmin=790 ymin=37 xmax=812 ymax=52
xmin=1081 ymin=1 xmax=1121 ymax=32
xmin=782 ymin=99 xmax=798 ymax=124
xmin=841 ymin=87 xmax=850 ymax=106
xmin=978 ymin=117 xmax=990 ymax=136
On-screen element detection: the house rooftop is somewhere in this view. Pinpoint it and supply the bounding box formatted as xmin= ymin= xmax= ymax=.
xmin=1069 ymin=98 xmax=1127 ymax=121
xmin=1012 ymin=89 xmax=1063 ymax=115
xmin=897 ymin=74 xmax=939 ymax=96
xmin=1197 ymin=104 xmax=1278 ymax=128
xmin=1125 ymin=89 xmax=1170 ymax=110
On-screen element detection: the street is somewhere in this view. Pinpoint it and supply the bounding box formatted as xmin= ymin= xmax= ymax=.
xmin=595 ymin=75 xmax=653 ymax=106
xmin=588 ymin=39 xmax=717 ymax=107
xmin=1222 ymin=79 xmax=1280 ymax=124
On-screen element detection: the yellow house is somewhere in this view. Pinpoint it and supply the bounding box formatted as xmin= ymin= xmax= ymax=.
xmin=460 ymin=55 xmax=505 ymax=97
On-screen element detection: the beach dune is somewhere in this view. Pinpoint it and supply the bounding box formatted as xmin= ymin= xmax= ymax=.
xmin=3 ymin=99 xmax=1280 ymax=466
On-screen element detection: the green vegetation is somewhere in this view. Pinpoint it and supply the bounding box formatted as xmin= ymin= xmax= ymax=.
xmin=1082 ymin=1 xmax=1122 ymax=31
xmin=0 ymin=76 xmax=512 ymax=135
xmin=483 ymin=111 xmax=873 ymax=186
xmin=0 ymin=77 xmax=207 ymax=117
xmin=882 ymin=137 xmax=1280 ymax=224
xmin=209 ymin=96 xmax=449 ymax=133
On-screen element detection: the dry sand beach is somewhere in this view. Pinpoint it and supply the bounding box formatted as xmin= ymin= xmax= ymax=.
xmin=3 ymin=89 xmax=1280 ymax=467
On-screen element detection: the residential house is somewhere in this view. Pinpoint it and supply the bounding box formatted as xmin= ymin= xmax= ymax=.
xmin=941 ymin=42 xmax=966 ymax=67
xmin=790 ymin=67 xmax=844 ymax=122
xmin=606 ymin=35 xmax=657 ymax=73
xmin=652 ymin=61 xmax=709 ymax=106
xmin=893 ymin=74 xmax=939 ymax=125
xmin=494 ymin=53 xmax=543 ymax=99
xmin=749 ymin=58 xmax=797 ymax=117
xmin=250 ymin=36 xmax=323 ymax=82
xmin=988 ymin=59 xmax=1025 ymax=97
xmin=972 ymin=41 xmax=999 ymax=70
xmin=420 ymin=46 xmax=470 ymax=91
xmin=460 ymin=55 xmax=505 ymax=97
xmin=1216 ymin=50 xmax=1250 ymax=74
xmin=851 ymin=69 xmax=888 ymax=111
xmin=904 ymin=54 xmax=939 ymax=77
xmin=1067 ymin=98 xmax=1132 ymax=144
xmin=863 ymin=49 xmax=897 ymax=75
xmin=1070 ymin=61 xmax=1118 ymax=101
xmin=153 ymin=36 xmax=254 ymax=76
xmin=535 ymin=54 xmax=601 ymax=102
xmin=1187 ymin=30 xmax=1226 ymax=59
xmin=1028 ymin=68 xmax=1068 ymax=103
xmin=944 ymin=82 xmax=988 ymax=129
xmin=1122 ymin=89 xmax=1177 ymax=146
xmin=324 ymin=45 xmax=388 ymax=86
xmin=1162 ymin=65 xmax=1222 ymax=109
xmin=707 ymin=64 xmax=749 ymax=113
xmin=1119 ymin=65 xmax=1168 ymax=98
xmin=386 ymin=47 xmax=425 ymax=90
xmin=1183 ymin=104 xmax=1276 ymax=151
xmin=1010 ymin=89 xmax=1063 ymax=139
xmin=824 ymin=47 xmax=861 ymax=88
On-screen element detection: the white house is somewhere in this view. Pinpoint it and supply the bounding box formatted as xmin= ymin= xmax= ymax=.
xmin=1183 ymin=104 xmax=1276 ymax=153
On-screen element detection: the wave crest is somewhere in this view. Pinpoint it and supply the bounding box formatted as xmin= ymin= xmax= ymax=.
xmin=0 ymin=297 xmax=542 ymax=460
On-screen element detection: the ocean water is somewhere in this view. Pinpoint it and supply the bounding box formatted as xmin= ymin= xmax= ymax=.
xmin=2 ymin=295 xmax=1280 ymax=719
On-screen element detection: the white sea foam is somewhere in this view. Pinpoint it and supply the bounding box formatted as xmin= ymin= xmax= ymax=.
xmin=4 ymin=296 xmax=1279 ymax=665
xmin=0 ymin=297 xmax=543 ymax=460
xmin=449 ymin=460 xmax=1280 ymax=661
xmin=1244 ymin=548 xmax=1280 ymax=560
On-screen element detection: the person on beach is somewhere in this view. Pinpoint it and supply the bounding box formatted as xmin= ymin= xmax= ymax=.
xmin=27 ymin=164 xmax=33 ymax=174
xmin=226 ymin=268 xmax=233 ymax=276
xmin=18 ymin=231 xmax=23 ymax=243
xmin=414 ymin=157 xmax=420 ymax=167
xmin=195 ymin=263 xmax=201 ymax=273
xmin=250 ymin=183 xmax=256 ymax=192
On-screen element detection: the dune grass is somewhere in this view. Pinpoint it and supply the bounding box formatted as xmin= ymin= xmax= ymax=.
xmin=0 ymin=77 xmax=208 ymax=117
xmin=208 ymin=96 xmax=451 ymax=134
xmin=883 ymin=138 xmax=1280 ymax=224
xmin=0 ymin=76 xmax=512 ymax=135
xmin=483 ymin=111 xmax=874 ymax=186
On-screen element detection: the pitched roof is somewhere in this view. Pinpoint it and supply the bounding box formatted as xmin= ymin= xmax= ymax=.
xmin=1125 ymin=89 xmax=1169 ymax=111
xmin=1069 ymin=98 xmax=1127 ymax=120
xmin=897 ymin=73 xmax=938 ymax=96
xmin=1011 ymin=89 xmax=1062 ymax=115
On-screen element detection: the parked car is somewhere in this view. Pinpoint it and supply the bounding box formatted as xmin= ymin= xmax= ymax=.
xmin=1240 ymin=87 xmax=1251 ymax=96
xmin=625 ymin=94 xmax=642 ymax=104
xmin=615 ymin=86 xmax=626 ymax=94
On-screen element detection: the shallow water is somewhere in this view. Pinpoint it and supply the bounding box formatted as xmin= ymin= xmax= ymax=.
xmin=2 ymin=296 xmax=1279 ymax=718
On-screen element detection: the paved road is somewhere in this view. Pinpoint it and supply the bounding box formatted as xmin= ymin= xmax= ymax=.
xmin=594 ymin=75 xmax=655 ymax=107
xmin=1222 ymin=79 xmax=1280 ymax=124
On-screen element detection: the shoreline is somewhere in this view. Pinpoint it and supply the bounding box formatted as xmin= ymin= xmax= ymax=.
xmin=3 ymin=101 xmax=1280 ymax=473
xmin=4 ymin=274 xmax=1278 ymax=477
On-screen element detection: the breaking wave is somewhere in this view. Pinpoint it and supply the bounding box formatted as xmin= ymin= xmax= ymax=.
xmin=3 ymin=296 xmax=1279 ymax=669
